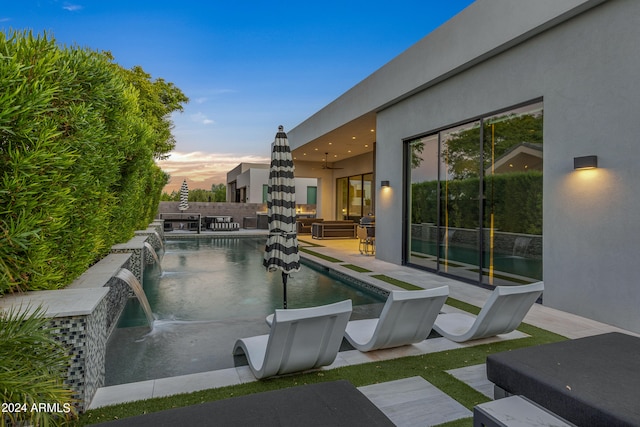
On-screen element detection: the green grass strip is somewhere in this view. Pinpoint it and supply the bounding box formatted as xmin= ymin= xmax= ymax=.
xmin=298 ymin=239 xmax=323 ymax=247
xmin=76 ymin=319 xmax=566 ymax=426
xmin=299 ymin=247 xmax=343 ymax=263
xmin=341 ymin=264 xmax=372 ymax=273
xmin=370 ymin=274 xmax=423 ymax=291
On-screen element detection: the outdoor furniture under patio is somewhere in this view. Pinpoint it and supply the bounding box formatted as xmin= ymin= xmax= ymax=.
xmin=233 ymin=300 xmax=352 ymax=379
xmin=311 ymin=220 xmax=357 ymax=239
xmin=344 ymin=287 xmax=449 ymax=352
xmin=356 ymin=224 xmax=375 ymax=255
xmin=433 ymin=281 xmax=543 ymax=342
xmin=486 ymin=332 xmax=640 ymax=426
xmin=296 ymin=217 xmax=323 ymax=234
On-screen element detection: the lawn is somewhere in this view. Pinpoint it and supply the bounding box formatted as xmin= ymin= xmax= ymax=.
xmin=76 ymin=296 xmax=566 ymax=426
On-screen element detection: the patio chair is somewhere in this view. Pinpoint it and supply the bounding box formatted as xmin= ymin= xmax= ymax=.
xmin=233 ymin=300 xmax=352 ymax=379
xmin=433 ymin=281 xmax=544 ymax=343
xmin=357 ymin=225 xmax=375 ymax=255
xmin=344 ymin=287 xmax=449 ymax=352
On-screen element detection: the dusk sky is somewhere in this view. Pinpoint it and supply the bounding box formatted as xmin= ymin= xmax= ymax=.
xmin=2 ymin=1 xmax=475 ymax=192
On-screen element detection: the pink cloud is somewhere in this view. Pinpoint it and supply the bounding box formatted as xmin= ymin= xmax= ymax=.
xmin=156 ymin=151 xmax=269 ymax=193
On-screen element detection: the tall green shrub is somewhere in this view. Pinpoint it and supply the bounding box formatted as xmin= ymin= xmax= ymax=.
xmin=411 ymin=171 xmax=542 ymax=235
xmin=0 ymin=30 xmax=186 ymax=293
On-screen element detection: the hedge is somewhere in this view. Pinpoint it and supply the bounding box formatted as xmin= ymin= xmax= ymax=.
xmin=0 ymin=30 xmax=187 ymax=294
xmin=411 ymin=171 xmax=542 ymax=235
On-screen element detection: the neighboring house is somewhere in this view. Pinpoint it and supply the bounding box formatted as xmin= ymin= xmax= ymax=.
xmin=287 ymin=0 xmax=640 ymax=334
xmin=226 ymin=162 xmax=318 ymax=206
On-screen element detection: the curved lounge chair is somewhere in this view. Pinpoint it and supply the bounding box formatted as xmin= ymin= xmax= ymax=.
xmin=433 ymin=281 xmax=544 ymax=343
xmin=344 ymin=287 xmax=449 ymax=352
xmin=233 ymin=300 xmax=352 ymax=379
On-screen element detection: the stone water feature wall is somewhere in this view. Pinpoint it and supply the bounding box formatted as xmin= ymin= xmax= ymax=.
xmin=110 ymin=236 xmax=146 ymax=283
xmin=44 ymin=292 xmax=109 ymax=410
xmin=0 ymin=225 xmax=161 ymax=412
xmin=411 ymin=223 xmax=542 ymax=259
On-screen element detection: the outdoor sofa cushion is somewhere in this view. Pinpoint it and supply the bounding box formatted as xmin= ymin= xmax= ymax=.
xmin=486 ymin=332 xmax=640 ymax=426
xmin=311 ymin=221 xmax=357 ymax=239
xmin=297 ymin=218 xmax=322 ymax=234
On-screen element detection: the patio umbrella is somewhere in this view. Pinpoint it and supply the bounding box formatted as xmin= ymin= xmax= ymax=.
xmin=178 ymin=179 xmax=189 ymax=211
xmin=263 ymin=125 xmax=300 ymax=309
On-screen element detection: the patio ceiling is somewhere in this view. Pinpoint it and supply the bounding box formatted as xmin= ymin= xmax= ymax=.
xmin=291 ymin=112 xmax=376 ymax=164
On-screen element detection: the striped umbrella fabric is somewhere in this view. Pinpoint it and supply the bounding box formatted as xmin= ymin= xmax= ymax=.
xmin=178 ymin=179 xmax=189 ymax=211
xmin=263 ymin=125 xmax=300 ymax=309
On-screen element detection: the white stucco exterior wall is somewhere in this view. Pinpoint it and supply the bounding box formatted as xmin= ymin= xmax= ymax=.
xmin=375 ymin=0 xmax=640 ymax=331
xmin=289 ymin=0 xmax=640 ymax=332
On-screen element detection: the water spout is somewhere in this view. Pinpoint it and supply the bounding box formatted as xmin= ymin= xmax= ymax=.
xmin=115 ymin=268 xmax=155 ymax=328
xmin=512 ymin=236 xmax=532 ymax=257
xmin=151 ymin=230 xmax=164 ymax=251
xmin=144 ymin=242 xmax=162 ymax=274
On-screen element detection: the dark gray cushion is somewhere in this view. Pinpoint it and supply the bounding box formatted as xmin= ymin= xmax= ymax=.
xmin=91 ymin=380 xmax=394 ymax=427
xmin=487 ymin=332 xmax=640 ymax=426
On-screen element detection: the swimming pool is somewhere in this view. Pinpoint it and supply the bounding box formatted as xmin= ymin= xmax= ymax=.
xmin=105 ymin=237 xmax=384 ymax=385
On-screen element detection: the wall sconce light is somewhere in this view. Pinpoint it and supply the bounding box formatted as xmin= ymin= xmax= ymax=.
xmin=574 ymin=155 xmax=598 ymax=170
xmin=381 ymin=180 xmax=390 ymax=188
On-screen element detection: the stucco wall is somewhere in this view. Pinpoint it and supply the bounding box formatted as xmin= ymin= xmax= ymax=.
xmin=376 ymin=0 xmax=640 ymax=332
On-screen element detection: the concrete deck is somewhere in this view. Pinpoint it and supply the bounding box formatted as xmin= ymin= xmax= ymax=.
xmin=89 ymin=232 xmax=636 ymax=425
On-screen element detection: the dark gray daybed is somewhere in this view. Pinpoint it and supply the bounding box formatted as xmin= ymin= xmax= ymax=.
xmin=486 ymin=332 xmax=640 ymax=427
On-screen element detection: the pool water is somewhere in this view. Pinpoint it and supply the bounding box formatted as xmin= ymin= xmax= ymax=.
xmin=105 ymin=237 xmax=383 ymax=385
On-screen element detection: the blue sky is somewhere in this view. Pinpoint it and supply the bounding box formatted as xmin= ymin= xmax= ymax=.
xmin=1 ymin=0 xmax=474 ymax=191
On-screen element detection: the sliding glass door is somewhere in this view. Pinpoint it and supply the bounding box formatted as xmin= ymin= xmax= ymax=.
xmin=337 ymin=173 xmax=373 ymax=221
xmin=407 ymin=101 xmax=543 ymax=286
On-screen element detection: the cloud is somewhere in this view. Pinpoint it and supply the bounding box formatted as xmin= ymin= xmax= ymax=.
xmin=194 ymin=97 xmax=208 ymax=104
xmin=156 ymin=151 xmax=270 ymax=192
xmin=62 ymin=3 xmax=83 ymax=11
xmin=190 ymin=112 xmax=214 ymax=125
xmin=212 ymin=89 xmax=237 ymax=95
xmin=0 ymin=18 xmax=10 ymax=23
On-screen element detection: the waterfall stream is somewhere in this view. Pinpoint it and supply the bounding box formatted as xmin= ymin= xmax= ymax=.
xmin=144 ymin=242 xmax=162 ymax=274
xmin=115 ymin=268 xmax=155 ymax=328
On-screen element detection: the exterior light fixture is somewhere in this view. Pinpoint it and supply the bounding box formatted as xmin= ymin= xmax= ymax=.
xmin=574 ymin=155 xmax=598 ymax=170
xmin=381 ymin=180 xmax=390 ymax=187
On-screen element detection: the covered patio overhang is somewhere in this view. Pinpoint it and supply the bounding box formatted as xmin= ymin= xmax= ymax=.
xmin=289 ymin=112 xmax=377 ymax=166
xmin=287 ymin=112 xmax=377 ymax=221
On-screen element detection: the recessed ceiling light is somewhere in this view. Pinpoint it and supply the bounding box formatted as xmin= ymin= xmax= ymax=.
xmin=352 ymin=136 xmax=356 ymax=139
xmin=364 ymin=144 xmax=369 ymax=148
xmin=329 ymin=142 xmax=332 ymax=145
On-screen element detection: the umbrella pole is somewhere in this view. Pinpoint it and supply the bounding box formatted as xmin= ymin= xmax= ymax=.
xmin=282 ymin=271 xmax=288 ymax=309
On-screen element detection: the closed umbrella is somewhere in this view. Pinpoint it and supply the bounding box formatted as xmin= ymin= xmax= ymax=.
xmin=263 ymin=125 xmax=300 ymax=309
xmin=178 ymin=179 xmax=189 ymax=211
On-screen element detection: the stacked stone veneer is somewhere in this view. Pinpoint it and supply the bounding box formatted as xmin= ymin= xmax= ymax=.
xmin=110 ymin=236 xmax=146 ymax=282
xmin=0 ymin=228 xmax=160 ymax=412
xmin=135 ymin=224 xmax=164 ymax=252
xmin=410 ymin=224 xmax=542 ymax=259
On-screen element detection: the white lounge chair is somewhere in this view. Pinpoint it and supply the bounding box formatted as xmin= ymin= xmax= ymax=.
xmin=233 ymin=300 xmax=352 ymax=379
xmin=344 ymin=287 xmax=449 ymax=352
xmin=433 ymin=281 xmax=544 ymax=343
